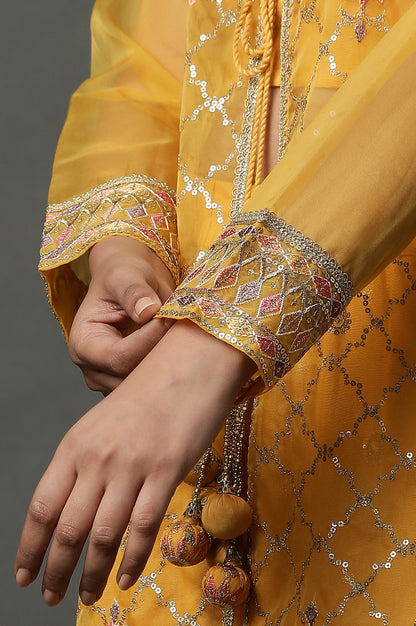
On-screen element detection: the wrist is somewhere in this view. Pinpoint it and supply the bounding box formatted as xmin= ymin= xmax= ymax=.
xmin=89 ymin=236 xmax=154 ymax=274
xmin=159 ymin=319 xmax=256 ymax=397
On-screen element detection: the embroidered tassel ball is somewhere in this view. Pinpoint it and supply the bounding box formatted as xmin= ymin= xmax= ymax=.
xmin=201 ymin=492 xmax=252 ymax=539
xmin=160 ymin=518 xmax=211 ymax=566
xmin=202 ymin=562 xmax=250 ymax=608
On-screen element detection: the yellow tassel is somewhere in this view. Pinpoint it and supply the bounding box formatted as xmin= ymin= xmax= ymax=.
xmin=201 ymin=492 xmax=252 ymax=539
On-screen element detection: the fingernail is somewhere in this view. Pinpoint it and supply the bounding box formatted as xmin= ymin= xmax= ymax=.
xmin=80 ymin=590 xmax=97 ymax=606
xmin=135 ymin=297 xmax=158 ymax=318
xmin=118 ymin=574 xmax=133 ymax=591
xmin=16 ymin=568 xmax=32 ymax=587
xmin=43 ymin=589 xmax=61 ymax=606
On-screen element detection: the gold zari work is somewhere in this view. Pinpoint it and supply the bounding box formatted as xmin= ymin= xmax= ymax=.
xmin=40 ymin=0 xmax=416 ymax=623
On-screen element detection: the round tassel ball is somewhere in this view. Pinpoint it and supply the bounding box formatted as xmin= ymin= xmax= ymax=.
xmin=202 ymin=562 xmax=250 ymax=608
xmin=201 ymin=493 xmax=252 ymax=539
xmin=185 ymin=448 xmax=223 ymax=486
xmin=160 ymin=518 xmax=210 ymax=566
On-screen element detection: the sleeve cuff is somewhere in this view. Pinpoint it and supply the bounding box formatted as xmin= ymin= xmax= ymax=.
xmin=157 ymin=210 xmax=353 ymax=393
xmin=39 ymin=174 xmax=180 ymax=337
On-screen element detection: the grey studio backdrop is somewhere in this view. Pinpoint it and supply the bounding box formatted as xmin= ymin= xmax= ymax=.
xmin=2 ymin=1 xmax=100 ymax=624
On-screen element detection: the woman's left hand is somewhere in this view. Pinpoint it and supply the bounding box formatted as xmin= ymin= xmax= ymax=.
xmin=15 ymin=320 xmax=254 ymax=607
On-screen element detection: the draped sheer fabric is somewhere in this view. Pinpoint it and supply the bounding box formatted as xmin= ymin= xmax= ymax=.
xmin=39 ymin=1 xmax=416 ymax=623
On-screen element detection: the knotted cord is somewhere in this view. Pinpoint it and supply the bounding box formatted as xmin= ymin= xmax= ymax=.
xmin=233 ymin=0 xmax=278 ymax=200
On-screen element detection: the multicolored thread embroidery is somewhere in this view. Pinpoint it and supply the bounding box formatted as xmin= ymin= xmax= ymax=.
xmin=40 ymin=175 xmax=180 ymax=284
xmin=159 ymin=211 xmax=353 ymax=391
xmin=356 ymin=0 xmax=385 ymax=41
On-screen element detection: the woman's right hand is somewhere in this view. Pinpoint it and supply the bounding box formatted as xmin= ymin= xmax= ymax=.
xmin=68 ymin=236 xmax=175 ymax=394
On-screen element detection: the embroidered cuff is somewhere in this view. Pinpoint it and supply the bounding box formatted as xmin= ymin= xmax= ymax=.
xmin=158 ymin=210 xmax=353 ymax=392
xmin=39 ymin=174 xmax=180 ymax=283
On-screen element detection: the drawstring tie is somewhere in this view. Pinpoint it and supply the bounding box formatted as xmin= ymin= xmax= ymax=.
xmin=233 ymin=0 xmax=278 ymax=199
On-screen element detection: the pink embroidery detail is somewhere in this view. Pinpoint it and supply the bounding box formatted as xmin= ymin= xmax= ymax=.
xmin=235 ymin=280 xmax=262 ymax=304
xmin=127 ymin=203 xmax=146 ymax=219
xmin=258 ymin=234 xmax=283 ymax=255
xmin=313 ymin=275 xmax=332 ymax=299
xmin=356 ymin=0 xmax=385 ymax=42
xmin=150 ymin=213 xmax=168 ymax=229
xmin=199 ymin=297 xmax=223 ymax=317
xmin=258 ymin=293 xmax=283 ymax=317
xmin=105 ymin=599 xmax=125 ymax=626
xmin=221 ymin=226 xmax=237 ymax=240
xmin=186 ymin=263 xmax=207 ymax=282
xmin=101 ymin=204 xmax=118 ymax=221
xmin=56 ymin=226 xmax=75 ymax=244
xmin=214 ymin=264 xmax=240 ymax=289
xmin=237 ymin=225 xmax=256 ymax=238
xmin=137 ymin=227 xmax=161 ymax=243
xmin=257 ymin=335 xmax=276 ymax=357
xmin=177 ymin=293 xmax=197 ymax=308
xmin=355 ymin=19 xmax=367 ymax=41
xmin=41 ymin=234 xmax=53 ymax=247
xmin=154 ymin=189 xmax=175 ymax=206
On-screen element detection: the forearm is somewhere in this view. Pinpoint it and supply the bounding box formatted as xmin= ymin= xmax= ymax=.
xmin=113 ymin=318 xmax=256 ymax=451
xmin=16 ymin=318 xmax=255 ymax=607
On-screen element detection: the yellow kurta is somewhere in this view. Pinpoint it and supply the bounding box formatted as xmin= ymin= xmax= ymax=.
xmin=40 ymin=0 xmax=416 ymax=623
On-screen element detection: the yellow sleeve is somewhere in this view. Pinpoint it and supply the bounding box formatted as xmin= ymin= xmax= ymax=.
xmin=158 ymin=5 xmax=416 ymax=396
xmin=39 ymin=0 xmax=186 ymax=336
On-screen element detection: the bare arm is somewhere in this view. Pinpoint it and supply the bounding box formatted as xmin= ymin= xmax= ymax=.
xmin=15 ymin=320 xmax=255 ymax=606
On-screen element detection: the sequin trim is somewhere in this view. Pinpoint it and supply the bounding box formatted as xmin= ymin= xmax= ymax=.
xmin=158 ymin=211 xmax=353 ymax=391
xmin=39 ymin=175 xmax=180 ymax=283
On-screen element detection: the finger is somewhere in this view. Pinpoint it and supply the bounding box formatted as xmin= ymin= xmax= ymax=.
xmin=15 ymin=461 xmax=76 ymax=589
xmin=79 ymin=481 xmax=140 ymax=605
xmin=158 ymin=281 xmax=175 ymax=307
xmin=104 ymin=265 xmax=163 ymax=326
xmin=41 ymin=479 xmax=104 ymax=606
xmin=77 ymin=318 xmax=173 ymax=381
xmin=109 ymin=318 xmax=172 ymax=375
xmin=116 ymin=476 xmax=175 ymax=591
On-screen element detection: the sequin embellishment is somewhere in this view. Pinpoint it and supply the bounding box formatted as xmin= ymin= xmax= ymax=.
xmin=158 ymin=210 xmax=353 ymax=392
xmin=40 ymin=175 xmax=180 ymax=283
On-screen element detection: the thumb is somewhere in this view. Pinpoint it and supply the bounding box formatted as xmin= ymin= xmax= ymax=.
xmin=109 ymin=266 xmax=162 ymax=325
xmin=133 ymin=294 xmax=162 ymax=325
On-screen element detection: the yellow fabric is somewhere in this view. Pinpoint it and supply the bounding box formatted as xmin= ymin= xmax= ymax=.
xmin=270 ymin=0 xmax=406 ymax=88
xmin=159 ymin=212 xmax=354 ymax=396
xmin=251 ymin=28 xmax=416 ymax=290
xmin=40 ymin=0 xmax=416 ymax=623
xmin=48 ymin=0 xmax=185 ymax=202
xmin=157 ymin=2 xmax=416 ymax=395
xmin=40 ymin=175 xmax=180 ymax=338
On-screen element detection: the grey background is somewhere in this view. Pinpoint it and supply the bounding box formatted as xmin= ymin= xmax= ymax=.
xmin=2 ymin=1 xmax=97 ymax=623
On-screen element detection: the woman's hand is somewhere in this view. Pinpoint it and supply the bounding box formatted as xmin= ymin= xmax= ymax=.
xmin=15 ymin=321 xmax=255 ymax=607
xmin=69 ymin=236 xmax=175 ymax=394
